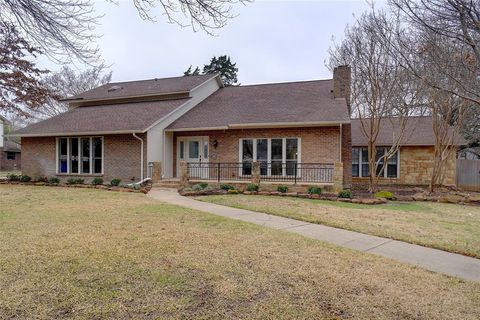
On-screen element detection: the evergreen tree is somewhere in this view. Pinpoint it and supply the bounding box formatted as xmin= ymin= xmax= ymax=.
xmin=183 ymin=55 xmax=239 ymax=86
xmin=183 ymin=65 xmax=200 ymax=76
xmin=203 ymin=55 xmax=238 ymax=86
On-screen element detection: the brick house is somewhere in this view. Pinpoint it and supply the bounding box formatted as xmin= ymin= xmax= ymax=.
xmin=0 ymin=116 xmax=21 ymax=172
xmin=11 ymin=68 xmax=352 ymax=188
xmin=10 ymin=66 xmax=464 ymax=188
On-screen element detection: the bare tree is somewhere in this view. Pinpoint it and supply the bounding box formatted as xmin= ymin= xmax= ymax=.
xmin=132 ymin=0 xmax=252 ymax=34
xmin=28 ymin=65 xmax=112 ymax=121
xmin=389 ymin=0 xmax=480 ymax=105
xmin=329 ymin=11 xmax=419 ymax=192
xmin=0 ymin=0 xmax=251 ymax=64
xmin=0 ymin=23 xmax=53 ymax=117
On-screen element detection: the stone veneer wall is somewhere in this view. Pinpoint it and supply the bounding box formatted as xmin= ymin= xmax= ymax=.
xmin=352 ymin=145 xmax=457 ymax=186
xmin=173 ymin=126 xmax=351 ymax=187
xmin=21 ymin=134 xmax=147 ymax=184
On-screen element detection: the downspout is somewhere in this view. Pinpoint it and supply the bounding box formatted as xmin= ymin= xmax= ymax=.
xmin=132 ymin=133 xmax=144 ymax=181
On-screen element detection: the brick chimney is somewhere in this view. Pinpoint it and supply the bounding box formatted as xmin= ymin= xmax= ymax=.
xmin=333 ymin=65 xmax=351 ymax=114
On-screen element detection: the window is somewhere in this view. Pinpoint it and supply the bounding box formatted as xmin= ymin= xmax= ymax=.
xmin=57 ymin=137 xmax=103 ymax=174
xmin=352 ymin=147 xmax=399 ymax=178
xmin=352 ymin=148 xmax=360 ymax=177
xmin=242 ymin=139 xmax=253 ymax=175
xmin=179 ymin=141 xmax=184 ymax=160
xmin=6 ymin=152 xmax=15 ymax=160
xmin=239 ymin=138 xmax=300 ymax=176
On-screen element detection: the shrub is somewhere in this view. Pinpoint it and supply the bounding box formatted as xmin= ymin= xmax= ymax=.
xmin=220 ymin=184 xmax=235 ymax=191
xmin=277 ymin=185 xmax=288 ymax=193
xmin=227 ymin=189 xmax=239 ymax=194
xmin=198 ymin=182 xmax=209 ymax=189
xmin=375 ymin=190 xmax=394 ymax=200
xmin=338 ymin=189 xmax=352 ymax=199
xmin=67 ymin=178 xmax=84 ymax=185
xmin=92 ymin=177 xmax=104 ymax=185
xmin=246 ymin=183 xmax=259 ymax=192
xmin=7 ymin=174 xmax=20 ymax=181
xmin=34 ymin=176 xmax=47 ymax=183
xmin=48 ymin=177 xmax=60 ymax=185
xmin=110 ymin=178 xmax=121 ymax=186
xmin=192 ymin=184 xmax=205 ymax=191
xmin=19 ymin=175 xmax=31 ymax=183
xmin=307 ymin=186 xmax=322 ymax=195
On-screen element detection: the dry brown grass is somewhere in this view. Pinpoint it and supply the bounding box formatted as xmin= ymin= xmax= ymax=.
xmin=1 ymin=185 xmax=480 ymax=319
xmin=200 ymin=194 xmax=480 ymax=258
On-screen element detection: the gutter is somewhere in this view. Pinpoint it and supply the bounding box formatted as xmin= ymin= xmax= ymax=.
xmin=132 ymin=133 xmax=144 ymax=181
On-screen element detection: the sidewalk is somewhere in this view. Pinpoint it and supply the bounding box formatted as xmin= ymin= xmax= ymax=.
xmin=148 ymin=188 xmax=480 ymax=282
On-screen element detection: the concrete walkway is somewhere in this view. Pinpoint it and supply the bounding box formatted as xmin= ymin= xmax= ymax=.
xmin=148 ymin=188 xmax=480 ymax=282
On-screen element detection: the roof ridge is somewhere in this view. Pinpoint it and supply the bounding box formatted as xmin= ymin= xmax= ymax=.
xmin=107 ymin=73 xmax=216 ymax=86
xmin=228 ymin=78 xmax=333 ymax=89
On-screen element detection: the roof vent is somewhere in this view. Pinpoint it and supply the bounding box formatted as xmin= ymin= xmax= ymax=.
xmin=107 ymin=85 xmax=123 ymax=92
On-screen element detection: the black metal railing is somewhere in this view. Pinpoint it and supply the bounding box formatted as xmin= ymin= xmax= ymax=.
xmin=187 ymin=162 xmax=251 ymax=181
xmin=187 ymin=162 xmax=334 ymax=183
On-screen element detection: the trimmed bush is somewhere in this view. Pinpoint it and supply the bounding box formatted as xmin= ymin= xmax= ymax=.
xmin=227 ymin=189 xmax=239 ymax=194
xmin=246 ymin=183 xmax=259 ymax=192
xmin=220 ymin=184 xmax=235 ymax=191
xmin=33 ymin=176 xmax=47 ymax=183
xmin=307 ymin=186 xmax=321 ymax=195
xmin=19 ymin=175 xmax=32 ymax=183
xmin=67 ymin=178 xmax=84 ymax=185
xmin=48 ymin=177 xmax=60 ymax=185
xmin=110 ymin=178 xmax=121 ymax=186
xmin=338 ymin=189 xmax=352 ymax=199
xmin=92 ymin=178 xmax=104 ymax=185
xmin=7 ymin=174 xmax=20 ymax=181
xmin=198 ymin=182 xmax=209 ymax=189
xmin=192 ymin=184 xmax=205 ymax=191
xmin=375 ymin=190 xmax=394 ymax=200
xmin=277 ymin=185 xmax=288 ymax=193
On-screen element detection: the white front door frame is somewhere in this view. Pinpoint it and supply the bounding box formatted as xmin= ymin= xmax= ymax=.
xmin=176 ymin=136 xmax=209 ymax=177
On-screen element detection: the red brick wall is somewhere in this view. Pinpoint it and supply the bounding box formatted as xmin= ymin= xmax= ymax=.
xmin=21 ymin=134 xmax=147 ymax=184
xmin=173 ymin=127 xmax=343 ymax=180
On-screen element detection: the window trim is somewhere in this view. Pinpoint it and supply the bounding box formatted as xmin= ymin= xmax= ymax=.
xmin=238 ymin=137 xmax=301 ymax=176
xmin=352 ymin=147 xmax=400 ymax=179
xmin=56 ymin=136 xmax=104 ymax=175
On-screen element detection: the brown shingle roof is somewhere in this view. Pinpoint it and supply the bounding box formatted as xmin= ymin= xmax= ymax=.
xmin=167 ymin=79 xmax=350 ymax=130
xmin=4 ymin=140 xmax=21 ymax=152
xmin=12 ymin=99 xmax=189 ymax=136
xmin=65 ymin=74 xmax=217 ymax=101
xmin=351 ymin=117 xmax=466 ymax=146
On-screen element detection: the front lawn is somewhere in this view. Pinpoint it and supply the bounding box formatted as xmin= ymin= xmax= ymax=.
xmin=200 ymin=195 xmax=480 ymax=258
xmin=1 ymin=185 xmax=480 ymax=319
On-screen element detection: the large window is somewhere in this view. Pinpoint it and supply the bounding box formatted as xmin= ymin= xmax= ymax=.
xmin=352 ymin=147 xmax=398 ymax=178
xmin=240 ymin=138 xmax=300 ymax=176
xmin=57 ymin=137 xmax=103 ymax=174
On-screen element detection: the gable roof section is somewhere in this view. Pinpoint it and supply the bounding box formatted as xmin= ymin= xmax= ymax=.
xmin=65 ymin=74 xmax=218 ymax=102
xmin=12 ymin=99 xmax=189 ymax=137
xmin=351 ymin=117 xmax=466 ymax=146
xmin=167 ymin=79 xmax=350 ymax=130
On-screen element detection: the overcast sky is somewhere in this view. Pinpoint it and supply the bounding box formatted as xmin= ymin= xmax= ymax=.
xmin=43 ymin=0 xmax=384 ymax=85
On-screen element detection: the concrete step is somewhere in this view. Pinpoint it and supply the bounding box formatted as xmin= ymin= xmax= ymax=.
xmin=153 ymin=182 xmax=181 ymax=189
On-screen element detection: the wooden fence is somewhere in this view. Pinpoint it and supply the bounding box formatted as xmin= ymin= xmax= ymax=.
xmin=456 ymin=159 xmax=480 ymax=191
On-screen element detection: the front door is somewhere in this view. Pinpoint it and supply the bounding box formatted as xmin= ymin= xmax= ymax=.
xmin=177 ymin=137 xmax=209 ymax=178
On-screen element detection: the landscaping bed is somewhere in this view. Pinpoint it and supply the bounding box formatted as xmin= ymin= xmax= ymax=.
xmin=0 ymin=174 xmax=151 ymax=194
xmin=180 ymin=182 xmax=480 ymax=206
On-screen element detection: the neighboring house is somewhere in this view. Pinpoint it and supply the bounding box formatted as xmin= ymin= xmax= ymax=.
xmin=351 ymin=117 xmax=465 ymax=186
xmin=11 ymin=67 xmax=353 ymax=188
xmin=0 ymin=116 xmax=21 ymax=172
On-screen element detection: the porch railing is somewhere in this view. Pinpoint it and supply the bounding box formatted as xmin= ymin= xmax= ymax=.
xmin=186 ymin=162 xmax=334 ymax=184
